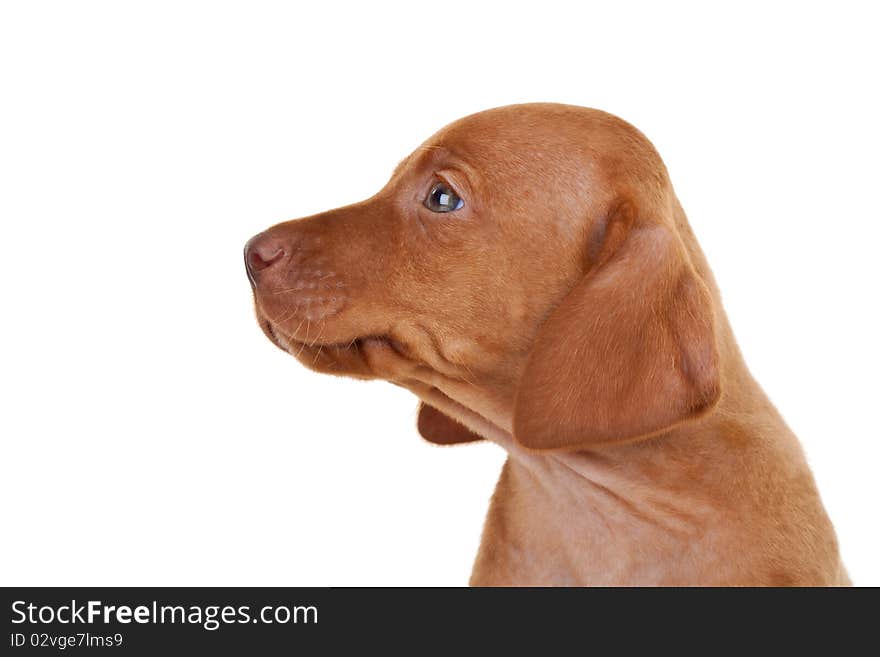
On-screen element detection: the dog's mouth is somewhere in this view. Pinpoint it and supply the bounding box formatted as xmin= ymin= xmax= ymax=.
xmin=258 ymin=315 xmax=407 ymax=376
xmin=264 ymin=319 xmax=361 ymax=354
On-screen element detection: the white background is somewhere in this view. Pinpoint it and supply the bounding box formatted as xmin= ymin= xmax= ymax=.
xmin=1 ymin=1 xmax=877 ymax=586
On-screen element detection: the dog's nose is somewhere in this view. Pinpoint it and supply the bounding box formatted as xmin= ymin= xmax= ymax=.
xmin=245 ymin=232 xmax=286 ymax=284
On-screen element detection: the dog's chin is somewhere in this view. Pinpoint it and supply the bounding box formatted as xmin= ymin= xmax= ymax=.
xmin=258 ymin=317 xmax=397 ymax=379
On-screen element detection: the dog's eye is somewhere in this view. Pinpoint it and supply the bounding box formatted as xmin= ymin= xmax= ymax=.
xmin=424 ymin=182 xmax=464 ymax=213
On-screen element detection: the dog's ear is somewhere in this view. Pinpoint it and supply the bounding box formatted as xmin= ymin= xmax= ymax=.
xmin=513 ymin=200 xmax=721 ymax=451
xmin=417 ymin=403 xmax=484 ymax=445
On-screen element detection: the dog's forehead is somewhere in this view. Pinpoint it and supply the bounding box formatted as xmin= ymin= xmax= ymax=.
xmin=421 ymin=104 xmax=653 ymax=188
xmin=433 ymin=105 xmax=589 ymax=160
xmin=417 ymin=103 xmax=651 ymax=184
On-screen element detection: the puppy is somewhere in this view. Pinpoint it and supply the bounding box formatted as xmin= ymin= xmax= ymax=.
xmin=245 ymin=103 xmax=847 ymax=586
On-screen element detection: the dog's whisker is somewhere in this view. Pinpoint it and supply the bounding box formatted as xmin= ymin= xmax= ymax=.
xmin=288 ymin=313 xmax=307 ymax=339
xmin=275 ymin=302 xmax=301 ymax=325
xmin=270 ymin=286 xmax=305 ymax=295
xmin=309 ymin=324 xmax=325 ymax=348
xmin=296 ymin=314 xmax=312 ymax=358
xmin=293 ymin=301 xmax=312 ymax=347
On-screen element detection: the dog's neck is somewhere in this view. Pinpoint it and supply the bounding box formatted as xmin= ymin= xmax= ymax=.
xmin=416 ymin=354 xmax=842 ymax=586
xmin=482 ymin=444 xmax=720 ymax=585
xmin=469 ymin=406 xmax=814 ymax=585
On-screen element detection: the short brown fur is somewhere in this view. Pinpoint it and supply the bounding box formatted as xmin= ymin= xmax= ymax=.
xmin=246 ymin=103 xmax=847 ymax=586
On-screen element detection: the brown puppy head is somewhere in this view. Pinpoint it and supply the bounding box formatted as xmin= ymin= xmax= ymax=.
xmin=246 ymin=103 xmax=720 ymax=451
